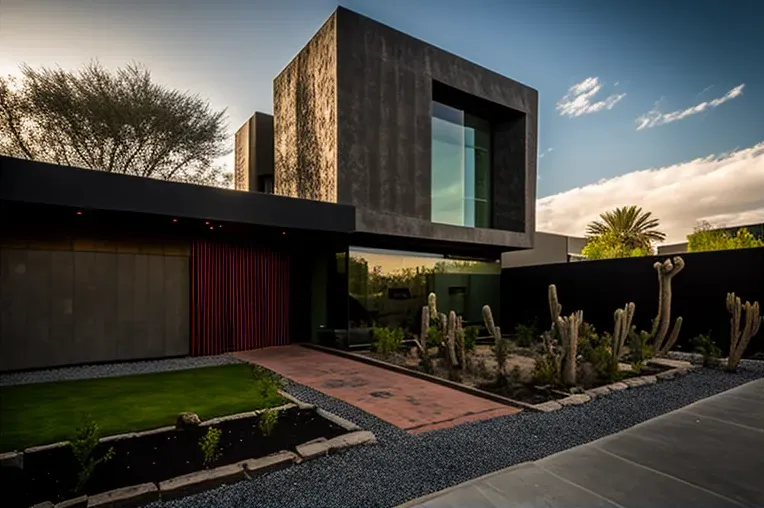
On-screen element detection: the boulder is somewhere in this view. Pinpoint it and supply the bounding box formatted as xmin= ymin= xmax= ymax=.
xmin=176 ymin=412 xmax=201 ymax=429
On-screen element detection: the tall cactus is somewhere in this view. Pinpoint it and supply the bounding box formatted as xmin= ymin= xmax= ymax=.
xmin=415 ymin=304 xmax=433 ymax=373
xmin=612 ymin=302 xmax=635 ymax=362
xmin=557 ymin=310 xmax=583 ymax=386
xmin=482 ymin=304 xmax=501 ymax=342
xmin=548 ymin=284 xmax=562 ymax=334
xmin=445 ymin=310 xmax=459 ymax=367
xmin=456 ymin=315 xmax=466 ymax=369
xmin=726 ymin=293 xmax=762 ymax=371
xmin=483 ymin=304 xmax=509 ymax=377
xmin=651 ymin=257 xmax=685 ymax=356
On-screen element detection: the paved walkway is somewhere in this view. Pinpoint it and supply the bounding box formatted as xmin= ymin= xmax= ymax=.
xmin=400 ymin=379 xmax=764 ymax=507
xmin=233 ymin=345 xmax=520 ymax=433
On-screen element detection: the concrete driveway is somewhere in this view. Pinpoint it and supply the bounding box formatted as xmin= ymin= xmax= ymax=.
xmin=400 ymin=379 xmax=764 ymax=507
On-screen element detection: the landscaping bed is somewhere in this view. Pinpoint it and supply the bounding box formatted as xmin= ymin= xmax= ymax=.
xmin=0 ymin=362 xmax=378 ymax=507
xmin=3 ymin=405 xmax=350 ymax=508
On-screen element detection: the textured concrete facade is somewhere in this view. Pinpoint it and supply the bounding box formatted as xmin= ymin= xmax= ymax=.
xmin=234 ymin=113 xmax=274 ymax=192
xmin=274 ymin=15 xmax=337 ymax=202
xmin=274 ymin=7 xmax=537 ymax=252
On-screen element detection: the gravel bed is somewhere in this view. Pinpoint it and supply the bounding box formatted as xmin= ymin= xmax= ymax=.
xmin=0 ymin=355 xmax=246 ymax=387
xmin=147 ymin=359 xmax=764 ymax=508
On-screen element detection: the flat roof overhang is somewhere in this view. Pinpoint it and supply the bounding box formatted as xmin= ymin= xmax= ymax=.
xmin=0 ymin=156 xmax=355 ymax=234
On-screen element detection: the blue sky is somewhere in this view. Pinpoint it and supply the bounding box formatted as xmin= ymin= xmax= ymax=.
xmin=2 ymin=0 xmax=763 ymax=241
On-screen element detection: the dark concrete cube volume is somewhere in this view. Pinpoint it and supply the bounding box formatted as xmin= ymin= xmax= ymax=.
xmin=273 ymin=7 xmax=538 ymax=255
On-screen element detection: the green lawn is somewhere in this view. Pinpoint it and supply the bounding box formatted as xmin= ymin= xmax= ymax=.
xmin=0 ymin=364 xmax=286 ymax=452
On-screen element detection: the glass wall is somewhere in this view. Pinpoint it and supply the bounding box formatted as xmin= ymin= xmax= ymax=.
xmin=347 ymin=247 xmax=500 ymax=341
xmin=431 ymin=101 xmax=492 ymax=228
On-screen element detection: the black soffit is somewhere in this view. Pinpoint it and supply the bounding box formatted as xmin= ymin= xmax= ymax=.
xmin=0 ymin=156 xmax=355 ymax=234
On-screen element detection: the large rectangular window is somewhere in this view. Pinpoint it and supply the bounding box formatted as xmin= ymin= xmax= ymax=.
xmin=431 ymin=102 xmax=491 ymax=228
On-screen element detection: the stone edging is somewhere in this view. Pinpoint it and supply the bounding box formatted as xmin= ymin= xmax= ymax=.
xmin=7 ymin=392 xmax=377 ymax=506
xmin=532 ymin=361 xmax=699 ymax=412
xmin=300 ymin=343 xmax=540 ymax=411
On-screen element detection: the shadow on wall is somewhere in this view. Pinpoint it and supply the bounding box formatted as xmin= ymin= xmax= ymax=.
xmin=501 ymin=247 xmax=764 ymax=356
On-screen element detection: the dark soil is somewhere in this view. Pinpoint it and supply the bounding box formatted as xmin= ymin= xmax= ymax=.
xmin=475 ymin=381 xmax=564 ymax=405
xmin=3 ymin=407 xmax=347 ymax=508
xmin=621 ymin=362 xmax=673 ymax=379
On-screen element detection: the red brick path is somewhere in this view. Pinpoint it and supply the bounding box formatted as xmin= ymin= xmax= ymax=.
xmin=233 ymin=345 xmax=520 ymax=433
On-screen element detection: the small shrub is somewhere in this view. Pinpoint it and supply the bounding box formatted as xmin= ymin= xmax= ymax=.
xmin=464 ymin=325 xmax=480 ymax=351
xmin=258 ymin=409 xmax=279 ymax=436
xmin=372 ymin=326 xmax=405 ymax=355
xmin=514 ymin=323 xmax=538 ymax=348
xmin=691 ymin=332 xmax=722 ymax=367
xmin=426 ymin=325 xmax=442 ymax=349
xmin=532 ymin=354 xmax=561 ymax=386
xmin=70 ymin=415 xmax=115 ymax=493
xmin=199 ymin=426 xmax=222 ymax=467
xmin=578 ymin=326 xmax=620 ymax=383
xmin=627 ymin=327 xmax=652 ymax=371
xmin=251 ymin=365 xmax=282 ymax=396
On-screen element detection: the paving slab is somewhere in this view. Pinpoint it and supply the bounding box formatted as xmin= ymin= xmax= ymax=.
xmin=234 ymin=346 xmax=519 ymax=432
xmin=400 ymin=379 xmax=764 ymax=508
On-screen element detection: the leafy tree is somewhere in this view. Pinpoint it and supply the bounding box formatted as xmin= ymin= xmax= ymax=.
xmin=586 ymin=205 xmax=666 ymax=252
xmin=687 ymin=221 xmax=764 ymax=252
xmin=582 ymin=231 xmax=651 ymax=260
xmin=0 ymin=61 xmax=231 ymax=187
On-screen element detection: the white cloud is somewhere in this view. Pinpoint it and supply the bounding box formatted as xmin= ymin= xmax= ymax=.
xmin=556 ymin=77 xmax=627 ymax=117
xmin=636 ymin=84 xmax=745 ymax=130
xmin=536 ymin=141 xmax=764 ymax=244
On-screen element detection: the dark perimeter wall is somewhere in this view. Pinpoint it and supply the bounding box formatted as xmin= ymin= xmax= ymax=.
xmin=501 ymin=247 xmax=764 ymax=356
xmin=274 ymin=7 xmax=537 ymax=251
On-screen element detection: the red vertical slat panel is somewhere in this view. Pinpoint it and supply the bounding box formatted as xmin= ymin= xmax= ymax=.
xmin=189 ymin=239 xmax=291 ymax=356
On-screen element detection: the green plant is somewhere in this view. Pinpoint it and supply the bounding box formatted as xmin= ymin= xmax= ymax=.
xmin=628 ymin=327 xmax=653 ymax=371
xmin=726 ymin=293 xmax=762 ymax=371
xmin=533 ymin=349 xmax=561 ymax=386
xmin=258 ymin=409 xmax=279 ymax=436
xmin=687 ymin=222 xmax=764 ymax=252
xmin=199 ymin=426 xmax=222 ymax=467
xmin=371 ymin=326 xmax=405 ymax=355
xmin=690 ymin=332 xmax=722 ymax=368
xmin=463 ymin=326 xmax=480 ymax=351
xmin=70 ymin=415 xmax=115 ymax=493
xmin=577 ymin=325 xmax=619 ymax=383
xmin=514 ymin=323 xmax=538 ymax=348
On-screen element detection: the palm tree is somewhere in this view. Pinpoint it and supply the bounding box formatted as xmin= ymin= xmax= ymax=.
xmin=586 ymin=205 xmax=666 ymax=251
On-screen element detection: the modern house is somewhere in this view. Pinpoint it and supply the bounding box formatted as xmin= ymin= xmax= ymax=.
xmin=501 ymin=232 xmax=586 ymax=268
xmin=0 ymin=7 xmax=537 ymax=372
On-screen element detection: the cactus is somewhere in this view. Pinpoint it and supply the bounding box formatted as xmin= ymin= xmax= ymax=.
xmin=557 ymin=310 xmax=583 ymax=386
xmin=548 ymin=284 xmax=562 ymax=333
xmin=483 ymin=304 xmax=509 ymax=377
xmin=482 ymin=304 xmax=500 ymax=342
xmin=612 ymin=302 xmax=635 ymax=361
xmin=445 ymin=310 xmax=458 ymax=367
xmin=651 ymin=256 xmax=685 ymax=356
xmin=428 ymin=292 xmax=438 ymax=321
xmin=726 ymin=293 xmax=762 ymax=371
xmin=415 ymin=304 xmax=433 ymax=373
xmin=456 ymin=315 xmax=466 ymax=369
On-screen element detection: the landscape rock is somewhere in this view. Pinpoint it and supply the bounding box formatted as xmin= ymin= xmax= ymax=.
xmin=607 ymin=382 xmax=629 ymax=391
xmin=200 ymin=412 xmax=257 ymax=427
xmin=295 ymin=439 xmax=331 ymax=460
xmin=134 ymin=426 xmax=175 ymax=438
xmin=587 ymin=386 xmax=611 ymax=398
xmin=324 ymin=431 xmax=377 ymax=452
xmin=100 ymin=432 xmax=138 ymax=444
xmin=0 ymin=451 xmax=23 ymax=469
xmin=558 ymin=394 xmax=591 ymax=406
xmin=239 ymin=451 xmax=298 ymax=478
xmin=176 ymin=412 xmax=201 ymax=429
xmin=623 ymin=377 xmax=648 ymax=388
xmin=641 ymin=375 xmax=658 ymax=385
xmin=533 ymin=401 xmax=563 ymax=412
xmin=87 ymin=482 xmax=158 ymax=507
xmin=55 ymin=495 xmax=87 ymax=508
xmin=657 ymin=370 xmax=677 ymax=381
xmin=159 ymin=464 xmax=246 ymax=501
xmin=25 ymin=441 xmax=69 ymax=454
xmin=277 ymin=390 xmax=315 ymax=410
xmin=650 ymin=357 xmax=692 ymax=369
xmin=30 ymin=502 xmax=54 ymax=508
xmin=317 ymin=408 xmax=361 ymax=431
